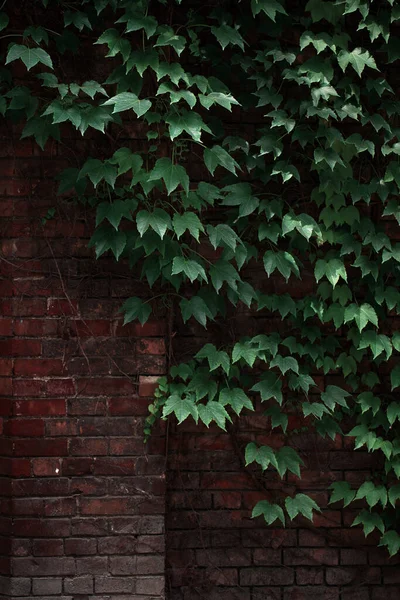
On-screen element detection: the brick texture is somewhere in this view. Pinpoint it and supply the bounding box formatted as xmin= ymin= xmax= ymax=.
xmin=0 ymin=123 xmax=166 ymax=598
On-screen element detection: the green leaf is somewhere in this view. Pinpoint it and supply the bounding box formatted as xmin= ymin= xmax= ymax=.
xmin=209 ymin=259 xmax=240 ymax=293
xmin=96 ymin=199 xmax=135 ymax=230
xmin=379 ymin=531 xmax=400 ymax=557
xmin=172 ymin=257 xmax=207 ymax=283
xmin=211 ymin=24 xmax=244 ymax=51
xmin=79 ymin=158 xmax=117 ymax=188
xmin=329 ymin=481 xmax=355 ymax=507
xmin=388 ymin=484 xmax=400 ymax=508
xmin=387 ymin=402 xmax=400 ymax=426
xmin=136 ymin=208 xmax=172 ymax=239
xmin=251 ymin=373 xmax=283 ymax=404
xmin=95 ymin=28 xmax=130 ymax=62
xmin=103 ymin=93 xmax=152 ymax=117
xmin=219 ymin=387 xmax=254 ymax=415
xmin=208 ymin=224 xmax=241 ymax=252
xmin=321 ymin=385 xmax=350 ymax=410
xmin=199 ymin=92 xmax=240 ymax=111
xmin=163 ymin=393 xmax=198 ymax=424
xmin=352 ymin=510 xmax=385 ymax=536
xmin=180 ymin=296 xmax=213 ymax=327
xmin=337 ymin=48 xmax=378 ymax=77
xmin=285 ymin=494 xmax=320 ymax=521
xmin=251 ymin=0 xmax=287 ymax=20
xmin=6 ymin=44 xmax=53 ymax=70
xmin=172 ymin=212 xmax=204 ymax=242
xmin=232 ymin=342 xmax=258 ymax=367
xmin=204 ymin=145 xmax=240 ymax=176
xmin=252 ymin=500 xmax=285 ymax=526
xmin=264 ymin=404 xmax=288 ymax=433
xmin=357 ymin=482 xmax=387 ymax=509
xmin=264 ymin=250 xmax=300 ymax=281
xmin=275 ymin=447 xmax=303 ymax=478
xmin=196 ymin=344 xmax=230 ymax=374
xmin=391 ymin=365 xmax=400 ymax=391
xmin=0 ymin=12 xmax=9 ymax=32
xmin=154 ymin=26 xmax=186 ymax=56
xmin=344 ymin=303 xmax=378 ymax=332
xmin=148 ymin=158 xmax=189 ymax=195
xmin=80 ymin=80 xmax=108 ymax=99
xmin=198 ymin=401 xmax=230 ymax=429
xmin=121 ymin=297 xmax=151 ymax=326
xmin=166 ymin=110 xmax=212 ymax=142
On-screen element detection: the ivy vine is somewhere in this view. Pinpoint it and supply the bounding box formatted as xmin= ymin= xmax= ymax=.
xmin=3 ymin=0 xmax=400 ymax=555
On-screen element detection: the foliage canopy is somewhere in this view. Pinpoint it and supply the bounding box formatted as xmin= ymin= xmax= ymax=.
xmin=3 ymin=0 xmax=400 ymax=555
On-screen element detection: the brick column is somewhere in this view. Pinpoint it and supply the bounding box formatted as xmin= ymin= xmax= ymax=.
xmin=0 ymin=130 xmax=167 ymax=598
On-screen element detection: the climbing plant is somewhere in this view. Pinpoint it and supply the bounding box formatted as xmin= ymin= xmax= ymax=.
xmin=2 ymin=0 xmax=400 ymax=555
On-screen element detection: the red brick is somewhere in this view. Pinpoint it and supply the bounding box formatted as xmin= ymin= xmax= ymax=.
xmin=138 ymin=375 xmax=160 ymax=397
xmin=201 ymin=473 xmax=254 ymax=490
xmin=12 ymin=298 xmax=46 ymax=316
xmin=13 ymin=379 xmax=44 ymax=397
xmin=80 ymin=498 xmax=142 ymax=515
xmin=65 ymin=538 xmax=97 ymax=555
xmin=69 ymin=438 xmax=108 ymax=456
xmin=13 ymin=556 xmax=76 ymax=576
xmin=32 ymin=458 xmax=61 ymax=477
xmin=11 ymin=459 xmax=31 ymax=477
xmin=14 ymin=359 xmax=67 ymax=376
xmin=45 ymin=379 xmax=75 ymax=396
xmin=12 ymin=478 xmax=69 ymax=497
xmin=14 ymin=399 xmax=66 ymax=416
xmin=13 ymin=439 xmax=68 ymax=457
xmin=0 ymin=319 xmax=12 ymax=336
xmin=136 ymin=338 xmax=165 ymax=355
xmin=70 ymin=319 xmax=111 ymax=337
xmin=33 ymin=539 xmax=64 ymax=556
xmin=98 ymin=536 xmax=137 ymax=555
xmin=5 ymin=419 xmax=44 ymax=436
xmin=284 ymin=548 xmax=339 ymax=566
xmin=109 ymin=438 xmax=143 ymax=455
xmin=45 ymin=419 xmax=77 ymax=436
xmin=47 ymin=298 xmax=78 ymax=316
xmin=108 ymin=397 xmax=150 ymax=415
xmin=62 ymin=458 xmax=94 ymax=476
xmin=68 ymin=397 xmax=107 ymax=416
xmin=0 ymin=378 xmax=12 ymax=395
xmin=0 ymin=398 xmax=12 ymax=416
xmin=44 ymin=497 xmax=77 ymax=516
xmin=0 ymin=359 xmax=12 ymax=376
xmin=0 ymin=339 xmax=41 ymax=356
xmin=93 ymin=458 xmax=136 ymax=476
xmin=14 ymin=318 xmax=58 ymax=336
xmin=13 ymin=518 xmax=70 ymax=537
xmin=114 ymin=319 xmax=166 ymax=337
xmin=213 ymin=491 xmax=242 ymax=509
xmin=12 ymin=498 xmax=44 ymax=515
xmin=77 ymin=377 xmax=136 ymax=396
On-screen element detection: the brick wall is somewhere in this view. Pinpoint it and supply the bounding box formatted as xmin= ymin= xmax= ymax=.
xmin=166 ymin=418 xmax=400 ymax=600
xmin=0 ymin=127 xmax=166 ymax=598
xmin=1 ymin=112 xmax=400 ymax=600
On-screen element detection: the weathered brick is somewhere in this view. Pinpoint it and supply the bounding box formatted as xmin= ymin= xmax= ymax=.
xmin=64 ymin=575 xmax=93 ymax=594
xmin=13 ymin=557 xmax=75 ymax=576
xmin=32 ymin=577 xmax=62 ymax=595
xmin=240 ymin=568 xmax=294 ymax=586
xmin=95 ymin=576 xmax=136 ymax=594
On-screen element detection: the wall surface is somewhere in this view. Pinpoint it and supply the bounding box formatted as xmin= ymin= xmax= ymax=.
xmin=0 ymin=124 xmax=167 ymax=599
xmin=1 ymin=121 xmax=400 ymax=600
